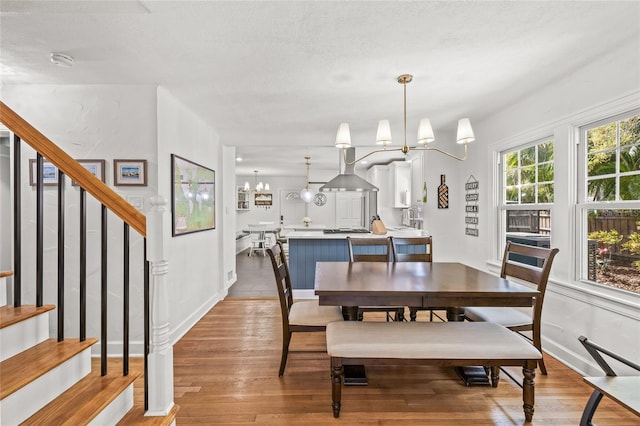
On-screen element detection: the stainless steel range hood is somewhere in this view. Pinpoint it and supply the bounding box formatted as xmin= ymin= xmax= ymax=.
xmin=320 ymin=148 xmax=378 ymax=192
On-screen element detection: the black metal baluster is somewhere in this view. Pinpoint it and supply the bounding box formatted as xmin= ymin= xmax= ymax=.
xmin=144 ymin=238 xmax=149 ymax=410
xmin=101 ymin=204 xmax=108 ymax=376
xmin=36 ymin=153 xmax=44 ymax=307
xmin=12 ymin=135 xmax=21 ymax=307
xmin=79 ymin=188 xmax=86 ymax=341
xmin=57 ymin=171 xmax=65 ymax=341
xmin=123 ymin=223 xmax=130 ymax=376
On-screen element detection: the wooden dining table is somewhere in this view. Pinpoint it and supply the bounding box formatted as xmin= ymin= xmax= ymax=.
xmin=314 ymin=261 xmax=540 ymax=385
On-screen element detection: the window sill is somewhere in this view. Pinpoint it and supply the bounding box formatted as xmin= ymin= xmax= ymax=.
xmin=485 ymin=259 xmax=640 ymax=319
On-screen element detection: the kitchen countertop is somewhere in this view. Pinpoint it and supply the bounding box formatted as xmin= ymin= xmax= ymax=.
xmin=284 ymin=227 xmax=426 ymax=239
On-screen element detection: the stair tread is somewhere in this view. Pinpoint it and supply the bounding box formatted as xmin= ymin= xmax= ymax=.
xmin=118 ymin=403 xmax=181 ymax=426
xmin=0 ymin=304 xmax=56 ymax=329
xmin=22 ymin=370 xmax=141 ymax=425
xmin=0 ymin=337 xmax=97 ymax=399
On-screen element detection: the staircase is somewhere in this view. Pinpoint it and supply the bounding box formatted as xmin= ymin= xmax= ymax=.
xmin=0 ymin=103 xmax=177 ymax=424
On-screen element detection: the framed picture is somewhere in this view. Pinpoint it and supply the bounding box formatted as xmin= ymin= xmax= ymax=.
xmin=171 ymin=154 xmax=215 ymax=236
xmin=254 ymin=192 xmax=273 ymax=206
xmin=29 ymin=159 xmax=59 ymax=186
xmin=113 ymin=159 xmax=147 ymax=186
xmin=73 ymin=159 xmax=106 ymax=186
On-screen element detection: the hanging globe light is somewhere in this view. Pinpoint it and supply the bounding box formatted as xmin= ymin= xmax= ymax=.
xmin=299 ymin=156 xmax=315 ymax=203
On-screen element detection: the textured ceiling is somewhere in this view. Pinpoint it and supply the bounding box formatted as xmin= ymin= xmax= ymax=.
xmin=1 ymin=1 xmax=639 ymax=177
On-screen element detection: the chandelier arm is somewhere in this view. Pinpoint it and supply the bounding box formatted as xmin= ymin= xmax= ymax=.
xmin=342 ymin=147 xmax=406 ymax=165
xmin=409 ymin=143 xmax=469 ymax=162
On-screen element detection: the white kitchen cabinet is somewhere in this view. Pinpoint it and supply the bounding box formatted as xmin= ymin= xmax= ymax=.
xmin=367 ymin=165 xmax=389 ymax=209
xmin=389 ymin=161 xmax=411 ymax=208
xmin=410 ymin=153 xmax=425 ymax=205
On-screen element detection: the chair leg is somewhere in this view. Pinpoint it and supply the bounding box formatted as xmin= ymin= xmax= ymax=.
xmin=409 ymin=308 xmax=418 ymax=322
xmin=279 ymin=331 xmax=291 ymax=376
xmin=532 ymin=327 xmax=547 ymax=375
xmin=429 ymin=309 xmax=434 ymax=322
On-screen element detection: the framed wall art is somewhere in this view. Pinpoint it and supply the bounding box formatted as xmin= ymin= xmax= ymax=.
xmin=73 ymin=159 xmax=106 ymax=186
xmin=171 ymin=154 xmax=215 ymax=236
xmin=29 ymin=159 xmax=58 ymax=186
xmin=114 ymin=159 xmax=148 ymax=186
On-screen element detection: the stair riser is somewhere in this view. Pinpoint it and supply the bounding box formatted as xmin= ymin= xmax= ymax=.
xmin=0 ymin=312 xmax=49 ymax=362
xmin=88 ymin=383 xmax=135 ymax=426
xmin=0 ymin=347 xmax=91 ymax=425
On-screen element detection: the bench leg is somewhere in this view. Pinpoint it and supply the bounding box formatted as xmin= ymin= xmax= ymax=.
xmin=331 ymin=358 xmax=343 ymax=418
xmin=523 ymin=362 xmax=536 ymax=422
xmin=579 ymin=390 xmax=604 ymax=426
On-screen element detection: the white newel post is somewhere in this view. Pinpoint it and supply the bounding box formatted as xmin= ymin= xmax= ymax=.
xmin=145 ymin=195 xmax=175 ymax=416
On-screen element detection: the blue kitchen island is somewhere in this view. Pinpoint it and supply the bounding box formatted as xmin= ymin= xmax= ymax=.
xmin=286 ymin=229 xmax=426 ymax=289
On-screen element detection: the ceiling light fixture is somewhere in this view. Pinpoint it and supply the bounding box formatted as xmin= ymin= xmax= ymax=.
xmin=334 ymin=73 xmax=475 ymax=165
xmin=299 ymin=156 xmax=315 ymax=203
xmin=244 ymin=170 xmax=269 ymax=193
xmin=50 ymin=52 xmax=74 ymax=67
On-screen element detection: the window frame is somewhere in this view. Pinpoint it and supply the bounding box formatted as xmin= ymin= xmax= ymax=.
xmin=497 ymin=136 xmax=555 ymax=260
xmin=576 ymin=109 xmax=640 ymax=286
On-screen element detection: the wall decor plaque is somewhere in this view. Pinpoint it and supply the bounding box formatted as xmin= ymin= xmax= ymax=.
xmin=465 ymin=175 xmax=479 ymax=237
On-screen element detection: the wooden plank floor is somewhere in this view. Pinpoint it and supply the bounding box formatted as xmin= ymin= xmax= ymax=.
xmin=170 ymin=298 xmax=639 ymax=425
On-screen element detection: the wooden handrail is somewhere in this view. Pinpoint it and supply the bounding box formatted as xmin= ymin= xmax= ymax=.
xmin=0 ymin=271 xmax=13 ymax=278
xmin=0 ymin=102 xmax=146 ymax=236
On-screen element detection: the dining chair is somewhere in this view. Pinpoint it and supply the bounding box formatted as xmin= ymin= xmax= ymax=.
xmin=267 ymin=241 xmax=344 ymax=376
xmin=464 ymin=241 xmax=559 ymax=375
xmin=390 ymin=236 xmax=441 ymax=322
xmin=259 ymin=221 xmax=277 ymax=247
xmin=247 ymin=224 xmax=267 ymax=257
xmin=346 ymin=236 xmax=405 ymax=321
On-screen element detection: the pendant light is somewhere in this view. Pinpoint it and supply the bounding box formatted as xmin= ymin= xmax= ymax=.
xmin=299 ymin=156 xmax=315 ymax=203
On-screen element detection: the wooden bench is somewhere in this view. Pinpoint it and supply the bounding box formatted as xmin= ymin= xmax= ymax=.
xmin=326 ymin=321 xmax=542 ymax=422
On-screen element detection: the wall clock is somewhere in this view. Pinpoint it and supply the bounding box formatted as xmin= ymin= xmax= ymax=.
xmin=313 ymin=193 xmax=327 ymax=206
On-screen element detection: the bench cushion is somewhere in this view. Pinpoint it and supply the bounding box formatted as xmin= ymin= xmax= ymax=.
xmin=326 ymin=321 xmax=541 ymax=360
xmin=289 ymin=300 xmax=343 ymax=326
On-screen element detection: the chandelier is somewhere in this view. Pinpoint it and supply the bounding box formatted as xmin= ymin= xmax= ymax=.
xmin=299 ymin=156 xmax=315 ymax=203
xmin=244 ymin=170 xmax=270 ymax=193
xmin=334 ymin=74 xmax=475 ymax=164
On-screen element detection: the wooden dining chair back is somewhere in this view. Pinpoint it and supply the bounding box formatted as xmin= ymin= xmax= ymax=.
xmin=347 ymin=236 xmax=404 ymax=321
xmin=347 ymin=236 xmax=391 ymax=262
xmin=465 ymin=241 xmax=559 ymax=374
xmin=390 ymin=236 xmax=433 ymax=262
xmin=267 ymin=241 xmax=343 ymax=376
xmin=390 ymin=236 xmax=439 ymax=321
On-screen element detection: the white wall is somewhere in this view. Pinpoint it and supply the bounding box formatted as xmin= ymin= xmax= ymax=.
xmin=156 ymin=88 xmax=225 ymax=344
xmin=1 ymin=85 xmax=158 ymax=354
xmin=457 ymin=36 xmax=640 ymax=375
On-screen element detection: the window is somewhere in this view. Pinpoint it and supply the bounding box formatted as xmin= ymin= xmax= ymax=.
xmin=578 ymin=111 xmax=640 ymax=294
xmin=499 ymin=138 xmax=554 ymax=260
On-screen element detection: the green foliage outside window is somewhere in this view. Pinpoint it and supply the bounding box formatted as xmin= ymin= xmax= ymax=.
xmin=504 ymin=140 xmax=554 ymax=204
xmin=587 ymin=115 xmax=640 ymax=201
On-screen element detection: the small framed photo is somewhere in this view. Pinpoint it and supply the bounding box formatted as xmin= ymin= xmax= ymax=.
xmin=114 ymin=159 xmax=148 ymax=186
xmin=29 ymin=159 xmax=59 ymax=186
xmin=73 ymin=159 xmax=106 ymax=186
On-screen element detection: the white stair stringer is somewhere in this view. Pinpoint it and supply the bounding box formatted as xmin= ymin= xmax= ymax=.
xmin=0 ymin=310 xmax=50 ymax=362
xmin=0 ymin=346 xmax=92 ymax=426
xmin=88 ymin=382 xmax=135 ymax=426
